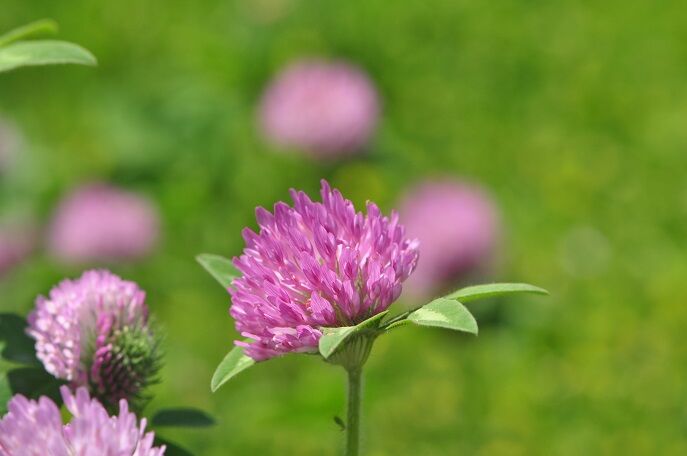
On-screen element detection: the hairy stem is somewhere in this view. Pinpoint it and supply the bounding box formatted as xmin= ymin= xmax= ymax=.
xmin=382 ymin=310 xmax=412 ymax=328
xmin=346 ymin=367 xmax=362 ymax=456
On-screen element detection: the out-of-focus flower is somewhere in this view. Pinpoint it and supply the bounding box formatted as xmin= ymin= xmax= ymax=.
xmin=0 ymin=220 xmax=36 ymax=278
xmin=258 ymin=59 xmax=380 ymax=158
xmin=399 ymin=179 xmax=501 ymax=300
xmin=27 ymin=270 xmax=161 ymax=409
xmin=0 ymin=117 xmax=22 ymax=175
xmin=0 ymin=386 xmax=165 ymax=455
xmin=47 ymin=184 xmax=160 ymax=263
xmin=230 ymin=180 xmax=419 ymax=361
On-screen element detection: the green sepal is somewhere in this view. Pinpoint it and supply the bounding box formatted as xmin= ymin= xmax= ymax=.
xmin=318 ymin=311 xmax=388 ymax=360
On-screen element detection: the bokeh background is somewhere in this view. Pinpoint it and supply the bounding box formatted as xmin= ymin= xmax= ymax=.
xmin=2 ymin=0 xmax=687 ymax=454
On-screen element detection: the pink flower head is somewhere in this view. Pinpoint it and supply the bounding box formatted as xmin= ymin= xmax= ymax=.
xmin=399 ymin=179 xmax=501 ymax=300
xmin=259 ymin=59 xmax=380 ymax=158
xmin=230 ymin=180 xmax=419 ymax=361
xmin=0 ymin=386 xmax=165 ymax=455
xmin=48 ymin=184 xmax=159 ymax=264
xmin=27 ymin=270 xmax=160 ymax=408
xmin=0 ymin=220 xmax=36 ymax=278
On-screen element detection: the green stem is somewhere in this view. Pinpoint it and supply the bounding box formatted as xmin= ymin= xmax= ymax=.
xmin=346 ymin=367 xmax=362 ymax=456
xmin=382 ymin=310 xmax=412 ymax=328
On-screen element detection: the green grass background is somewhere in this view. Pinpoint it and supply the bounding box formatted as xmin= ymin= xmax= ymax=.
xmin=2 ymin=0 xmax=687 ymax=454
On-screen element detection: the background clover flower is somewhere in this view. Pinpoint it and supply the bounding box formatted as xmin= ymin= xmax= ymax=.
xmin=230 ymin=180 xmax=419 ymax=361
xmin=27 ymin=270 xmax=161 ymax=409
xmin=0 ymin=386 xmax=165 ymax=455
xmin=47 ymin=183 xmax=160 ymax=264
xmin=258 ymin=59 xmax=380 ymax=158
xmin=399 ymin=179 xmax=501 ymax=300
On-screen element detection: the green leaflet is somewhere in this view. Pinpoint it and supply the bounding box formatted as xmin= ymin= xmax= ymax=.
xmin=210 ymin=345 xmax=255 ymax=392
xmin=196 ymin=253 xmax=240 ymax=289
xmin=0 ymin=40 xmax=96 ymax=73
xmin=408 ymin=298 xmax=478 ymax=334
xmin=445 ymin=282 xmax=549 ymax=303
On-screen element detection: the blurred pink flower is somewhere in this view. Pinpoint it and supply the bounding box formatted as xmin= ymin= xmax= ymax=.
xmin=258 ymin=59 xmax=380 ymax=158
xmin=27 ymin=270 xmax=159 ymax=408
xmin=0 ymin=220 xmax=36 ymax=278
xmin=0 ymin=386 xmax=165 ymax=455
xmin=230 ymin=180 xmax=419 ymax=360
xmin=47 ymin=184 xmax=160 ymax=263
xmin=399 ymin=179 xmax=501 ymax=300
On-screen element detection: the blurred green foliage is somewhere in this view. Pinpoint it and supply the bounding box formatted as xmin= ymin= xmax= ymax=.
xmin=2 ymin=0 xmax=687 ymax=454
